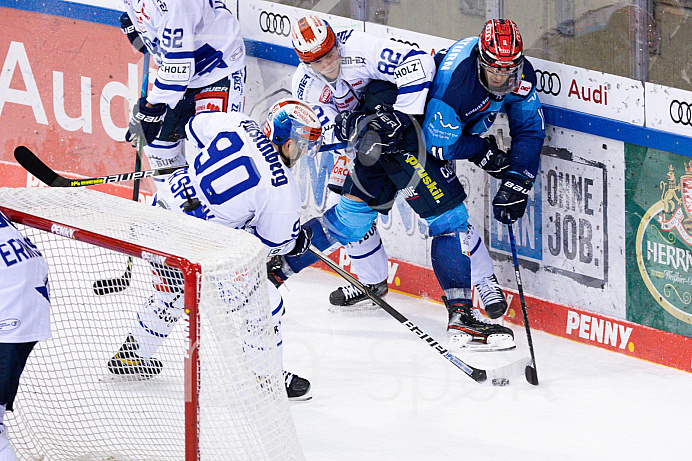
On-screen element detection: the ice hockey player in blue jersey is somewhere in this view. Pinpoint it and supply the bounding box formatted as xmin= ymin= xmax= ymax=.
xmin=119 ymin=0 xmax=246 ymax=191
xmin=107 ymin=98 xmax=324 ymax=401
xmin=422 ymin=19 xmax=545 ymax=345
xmin=0 ymin=210 xmax=51 ymax=461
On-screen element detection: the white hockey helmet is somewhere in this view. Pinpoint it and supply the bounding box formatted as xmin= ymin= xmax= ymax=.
xmin=263 ymin=98 xmax=323 ymax=167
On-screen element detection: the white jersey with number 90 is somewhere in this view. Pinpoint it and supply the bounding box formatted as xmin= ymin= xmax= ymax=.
xmin=155 ymin=111 xmax=302 ymax=257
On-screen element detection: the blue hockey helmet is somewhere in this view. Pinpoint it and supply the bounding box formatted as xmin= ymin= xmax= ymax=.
xmin=263 ymin=98 xmax=323 ymax=167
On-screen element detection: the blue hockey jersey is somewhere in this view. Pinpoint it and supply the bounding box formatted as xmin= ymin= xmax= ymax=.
xmin=422 ymin=37 xmax=545 ymax=179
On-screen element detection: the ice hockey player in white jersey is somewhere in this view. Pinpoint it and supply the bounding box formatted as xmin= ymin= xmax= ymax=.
xmin=119 ymin=0 xmax=246 ymax=191
xmin=107 ymin=99 xmax=323 ymax=401
xmin=0 ymin=210 xmax=51 ymax=461
xmin=291 ymin=15 xmax=436 ymax=308
xmin=291 ymin=15 xmax=509 ymax=320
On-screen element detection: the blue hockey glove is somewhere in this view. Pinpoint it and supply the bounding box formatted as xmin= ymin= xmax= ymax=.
xmin=492 ymin=172 xmax=533 ymax=224
xmin=125 ymin=98 xmax=166 ymax=145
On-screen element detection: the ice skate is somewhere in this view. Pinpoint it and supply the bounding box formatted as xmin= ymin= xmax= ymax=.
xmin=284 ymin=371 xmax=312 ymax=401
xmin=328 ymin=280 xmax=388 ymax=311
xmin=475 ymin=274 xmax=508 ymax=319
xmin=107 ymin=335 xmax=163 ymax=378
xmin=444 ymin=298 xmax=515 ymax=352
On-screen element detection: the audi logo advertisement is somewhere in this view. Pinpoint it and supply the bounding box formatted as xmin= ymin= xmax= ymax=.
xmin=670 ymin=100 xmax=692 ymax=126
xmin=259 ymin=11 xmax=291 ymax=37
xmin=535 ymin=70 xmax=561 ymax=96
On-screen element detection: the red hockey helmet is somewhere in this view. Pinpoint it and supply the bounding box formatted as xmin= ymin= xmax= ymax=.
xmin=477 ymin=19 xmax=524 ymax=97
xmin=291 ymin=15 xmax=337 ymax=63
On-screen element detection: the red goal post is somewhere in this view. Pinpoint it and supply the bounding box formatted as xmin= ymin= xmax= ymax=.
xmin=0 ymin=187 xmax=304 ymax=461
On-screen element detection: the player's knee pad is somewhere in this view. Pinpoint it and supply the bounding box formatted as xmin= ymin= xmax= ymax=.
xmin=425 ymin=202 xmax=470 ymax=236
xmin=431 ymin=228 xmax=472 ymax=304
xmin=284 ymin=216 xmax=340 ymax=274
xmin=324 ymin=197 xmax=378 ymax=245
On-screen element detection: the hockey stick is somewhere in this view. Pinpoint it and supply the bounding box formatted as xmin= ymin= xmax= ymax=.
xmin=131 ymin=51 xmax=150 ymax=201
xmin=309 ymin=245 xmax=531 ymax=384
xmin=507 ymin=223 xmax=539 ymax=385
xmin=95 ymin=54 xmax=149 ymax=295
xmin=14 ymin=146 xmax=185 ymax=188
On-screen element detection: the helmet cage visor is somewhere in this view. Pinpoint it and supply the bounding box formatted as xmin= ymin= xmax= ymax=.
xmin=478 ymin=59 xmax=523 ymax=97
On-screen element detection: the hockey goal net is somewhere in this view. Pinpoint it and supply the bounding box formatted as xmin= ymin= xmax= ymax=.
xmin=0 ymin=187 xmax=304 ymax=461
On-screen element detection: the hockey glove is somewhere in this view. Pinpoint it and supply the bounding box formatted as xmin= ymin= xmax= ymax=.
xmin=267 ymin=256 xmax=290 ymax=288
xmin=334 ymin=110 xmax=368 ymax=145
xmin=471 ymin=135 xmax=510 ymax=179
xmin=125 ymin=98 xmax=167 ymax=145
xmin=119 ymin=13 xmax=146 ymax=54
xmin=287 ymin=224 xmax=313 ymax=257
xmin=492 ymin=172 xmax=533 ymax=224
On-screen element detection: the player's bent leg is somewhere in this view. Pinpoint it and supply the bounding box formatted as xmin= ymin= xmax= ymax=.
xmin=331 ymin=222 xmax=389 ymax=308
xmin=265 ymin=284 xmax=312 ymax=401
xmin=467 ymin=221 xmax=508 ymax=319
xmin=108 ymin=264 xmax=184 ymax=378
xmin=428 ymin=211 xmax=514 ymax=352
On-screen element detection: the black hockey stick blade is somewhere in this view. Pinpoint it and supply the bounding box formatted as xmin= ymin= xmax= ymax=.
xmin=309 ymin=245 xmax=529 ymax=384
xmin=93 ymin=257 xmax=133 ymax=296
xmin=14 ymin=146 xmax=185 ymax=187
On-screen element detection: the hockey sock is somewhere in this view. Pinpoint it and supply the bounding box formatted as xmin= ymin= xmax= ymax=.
xmin=241 ymin=283 xmax=285 ymax=376
xmin=129 ymin=290 xmax=185 ymax=359
xmin=144 ymin=140 xmax=185 ymax=193
xmin=345 ymin=222 xmax=388 ymax=285
xmin=431 ymin=228 xmax=472 ymax=304
xmin=467 ymin=221 xmax=495 ymax=285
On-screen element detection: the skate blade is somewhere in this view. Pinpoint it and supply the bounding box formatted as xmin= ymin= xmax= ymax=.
xmin=328 ymin=299 xmax=381 ymax=314
xmin=288 ymin=392 xmax=313 ymax=402
xmin=447 ymin=333 xmax=516 ymax=353
xmin=98 ymin=373 xmax=156 ymax=383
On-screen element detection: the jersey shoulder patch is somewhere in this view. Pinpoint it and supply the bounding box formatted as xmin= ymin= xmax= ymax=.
xmin=512 ymin=80 xmax=533 ymax=97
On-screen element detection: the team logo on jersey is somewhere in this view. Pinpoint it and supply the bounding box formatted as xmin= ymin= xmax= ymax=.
xmin=158 ymin=62 xmax=191 ymax=82
xmin=394 ymin=58 xmax=426 ymax=86
xmin=512 ymin=80 xmax=533 ymax=97
xmin=195 ymin=91 xmax=228 ymax=113
xmin=433 ymin=112 xmax=460 ymax=130
xmin=319 ymin=86 xmax=332 ymax=104
xmin=0 ymin=319 xmax=20 ymax=331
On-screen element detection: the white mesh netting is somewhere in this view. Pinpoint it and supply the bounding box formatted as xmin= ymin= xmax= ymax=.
xmin=0 ymin=187 xmax=304 ymax=461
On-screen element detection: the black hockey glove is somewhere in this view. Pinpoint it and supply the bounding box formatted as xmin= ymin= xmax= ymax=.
xmin=334 ymin=110 xmax=368 ymax=144
xmin=471 ymin=135 xmax=510 ymax=179
xmin=125 ymin=97 xmax=166 ymax=145
xmin=267 ymin=255 xmax=289 ymax=288
xmin=492 ymin=172 xmax=533 ymax=224
xmin=286 ymin=224 xmax=313 ymax=257
xmin=119 ymin=12 xmax=146 ymax=54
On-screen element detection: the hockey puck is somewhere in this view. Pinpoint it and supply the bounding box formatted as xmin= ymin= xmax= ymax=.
xmin=492 ymin=378 xmax=510 ymax=386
